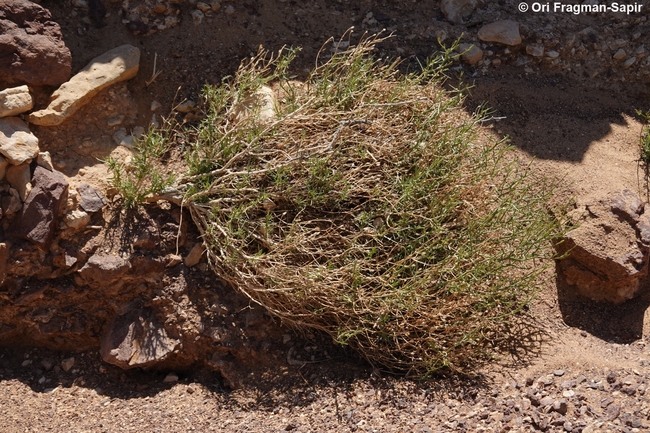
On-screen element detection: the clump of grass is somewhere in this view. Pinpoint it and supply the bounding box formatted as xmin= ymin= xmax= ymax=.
xmin=105 ymin=124 xmax=177 ymax=209
xmin=154 ymin=33 xmax=567 ymax=375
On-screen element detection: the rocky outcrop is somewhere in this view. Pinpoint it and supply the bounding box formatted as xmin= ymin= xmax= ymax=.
xmin=0 ymin=0 xmax=72 ymax=86
xmin=11 ymin=166 xmax=69 ymax=249
xmin=28 ymin=44 xmax=141 ymax=126
xmin=0 ymin=86 xmax=33 ymax=118
xmin=555 ymin=190 xmax=650 ymax=304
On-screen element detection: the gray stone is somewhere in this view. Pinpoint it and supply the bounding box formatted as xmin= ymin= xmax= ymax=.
xmin=0 ymin=86 xmax=33 ymax=118
xmin=78 ymin=254 xmax=131 ymax=286
xmin=100 ymin=308 xmax=179 ymax=369
xmin=440 ymin=0 xmax=477 ymax=24
xmin=0 ymin=117 xmax=40 ymax=165
xmin=77 ymin=183 xmax=106 ymax=213
xmin=610 ymin=188 xmax=643 ymax=221
xmin=11 ymin=166 xmax=68 ymax=249
xmin=457 ymin=43 xmax=483 ymax=65
xmin=478 ymin=20 xmax=522 ymax=46
xmin=28 ymin=45 xmax=141 ymax=126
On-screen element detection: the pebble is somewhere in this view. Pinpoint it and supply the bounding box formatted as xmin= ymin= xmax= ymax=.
xmin=61 ymin=357 xmax=75 ymax=372
xmin=224 ymin=4 xmax=235 ymax=15
xmin=554 ymin=370 xmax=565 ymax=377
xmin=613 ymin=48 xmax=627 ymax=60
xmin=163 ymin=372 xmax=179 ymax=383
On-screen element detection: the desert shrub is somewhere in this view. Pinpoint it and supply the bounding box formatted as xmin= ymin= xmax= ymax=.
xmin=134 ymin=34 xmax=567 ymax=375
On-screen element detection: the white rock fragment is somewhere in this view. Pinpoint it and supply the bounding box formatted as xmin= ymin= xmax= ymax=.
xmin=0 ymin=117 xmax=39 ymax=165
xmin=232 ymin=86 xmax=278 ymax=125
xmin=65 ymin=209 xmax=91 ymax=230
xmin=547 ymin=50 xmax=560 ymax=59
xmin=28 ymin=45 xmax=141 ymax=126
xmin=623 ymin=56 xmax=636 ymax=68
xmin=37 ymin=151 xmax=54 ymax=171
xmin=478 ymin=20 xmax=522 ymax=46
xmin=224 ymin=4 xmax=235 ymax=14
xmin=0 ymin=86 xmax=34 ymax=118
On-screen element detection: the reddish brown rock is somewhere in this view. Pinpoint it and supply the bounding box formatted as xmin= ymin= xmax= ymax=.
xmin=11 ymin=166 xmax=68 ymax=249
xmin=0 ymin=0 xmax=72 ymax=87
xmin=556 ymin=191 xmax=650 ymax=304
xmin=78 ymin=254 xmax=131 ymax=286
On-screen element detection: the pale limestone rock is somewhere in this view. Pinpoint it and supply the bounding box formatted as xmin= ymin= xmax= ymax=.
xmin=28 ymin=45 xmax=140 ymax=126
xmin=36 ymin=151 xmax=54 ymax=171
xmin=457 ymin=43 xmax=483 ymax=65
xmin=0 ymin=86 xmax=34 ymax=118
xmin=0 ymin=117 xmax=39 ymax=165
xmin=232 ymin=86 xmax=278 ymax=125
xmin=6 ymin=163 xmax=32 ymax=201
xmin=478 ymin=20 xmax=522 ymax=46
xmin=440 ymin=0 xmax=477 ymax=24
xmin=65 ymin=209 xmax=91 ymax=230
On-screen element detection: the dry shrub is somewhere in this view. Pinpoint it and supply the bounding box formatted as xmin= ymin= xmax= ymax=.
xmin=162 ymin=33 xmax=565 ymax=376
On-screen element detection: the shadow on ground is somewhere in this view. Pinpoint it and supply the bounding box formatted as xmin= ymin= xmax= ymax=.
xmin=555 ymin=264 xmax=650 ymax=344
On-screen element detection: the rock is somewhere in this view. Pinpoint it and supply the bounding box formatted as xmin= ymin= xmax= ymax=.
xmin=0 ymin=243 xmax=8 ymax=286
xmin=77 ymin=183 xmax=106 ymax=213
xmin=191 ymin=9 xmax=204 ymax=25
xmin=0 ymin=0 xmax=72 ymax=86
xmin=175 ymin=100 xmax=197 ymax=113
xmin=539 ymin=396 xmax=554 ymax=407
xmin=0 ymin=117 xmax=40 ymax=165
xmin=196 ymin=2 xmax=211 ymax=12
xmin=0 ymin=86 xmax=33 ymax=118
xmin=5 ymin=162 xmax=31 ymax=201
xmin=605 ymin=403 xmax=621 ymax=421
xmin=210 ymin=0 xmax=221 ymax=11
xmin=553 ymin=399 xmax=568 ymax=415
xmin=36 ymin=151 xmax=54 ymax=171
xmin=0 ymin=154 xmax=7 ymax=179
xmin=613 ymin=48 xmax=627 ymax=60
xmin=547 ymin=50 xmax=560 ymax=59
xmin=163 ymin=372 xmax=179 ymax=383
xmin=611 ymin=188 xmax=643 ymax=222
xmin=232 ymin=86 xmax=278 ymax=125
xmin=555 ymin=192 xmax=650 ymax=304
xmin=78 ymin=254 xmax=131 ymax=286
xmin=440 ymin=0 xmax=477 ymax=24
xmin=100 ymin=308 xmax=179 ymax=369
xmin=28 ymin=45 xmax=141 ymax=127
xmin=60 ymin=357 xmax=75 ymax=372
xmin=1 ymin=188 xmax=22 ymax=215
xmin=185 ymin=242 xmax=205 ymax=267
xmin=526 ymin=44 xmax=545 ymax=57
xmin=11 ymin=166 xmax=68 ymax=249
xmin=623 ymin=57 xmax=636 ymax=68
xmin=65 ymin=209 xmax=91 ymax=230
xmin=457 ymin=43 xmax=483 ymax=65
xmin=478 ymin=20 xmax=522 ymax=46
xmin=224 ymin=4 xmax=235 ymax=14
